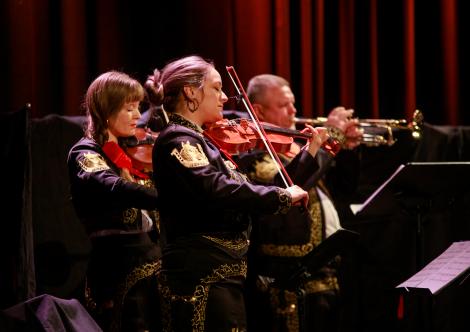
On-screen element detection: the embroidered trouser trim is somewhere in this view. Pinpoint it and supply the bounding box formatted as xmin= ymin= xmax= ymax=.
xmin=158 ymin=260 xmax=247 ymax=332
xmin=85 ymin=260 xmax=161 ymax=331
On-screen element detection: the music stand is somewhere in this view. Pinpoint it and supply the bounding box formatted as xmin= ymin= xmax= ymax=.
xmin=284 ymin=228 xmax=360 ymax=289
xmin=395 ymin=241 xmax=470 ymax=332
xmin=350 ymin=162 xmax=470 ymax=269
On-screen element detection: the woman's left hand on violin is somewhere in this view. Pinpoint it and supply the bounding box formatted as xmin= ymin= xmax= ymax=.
xmin=123 ymin=128 xmax=159 ymax=174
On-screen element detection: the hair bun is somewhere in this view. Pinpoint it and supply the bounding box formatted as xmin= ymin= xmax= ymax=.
xmin=144 ymin=69 xmax=164 ymax=106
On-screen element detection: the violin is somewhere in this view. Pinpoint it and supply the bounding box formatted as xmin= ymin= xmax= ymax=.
xmin=123 ymin=127 xmax=158 ymax=173
xmin=204 ymin=118 xmax=341 ymax=157
xmin=204 ymin=118 xmax=294 ymax=155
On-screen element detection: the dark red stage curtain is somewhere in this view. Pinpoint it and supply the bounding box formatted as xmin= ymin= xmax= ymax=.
xmin=1 ymin=0 xmax=466 ymax=125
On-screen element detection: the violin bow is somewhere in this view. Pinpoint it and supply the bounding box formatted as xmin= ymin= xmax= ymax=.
xmin=226 ymin=66 xmax=294 ymax=189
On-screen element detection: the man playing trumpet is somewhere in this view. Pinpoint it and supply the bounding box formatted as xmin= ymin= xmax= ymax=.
xmin=236 ymin=74 xmax=362 ymax=332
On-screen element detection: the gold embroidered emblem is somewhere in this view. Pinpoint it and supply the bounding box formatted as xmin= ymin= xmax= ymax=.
xmin=78 ymin=152 xmax=110 ymax=172
xmin=122 ymin=208 xmax=138 ymax=224
xmin=171 ymin=141 xmax=209 ymax=168
xmin=251 ymin=155 xmax=279 ymax=183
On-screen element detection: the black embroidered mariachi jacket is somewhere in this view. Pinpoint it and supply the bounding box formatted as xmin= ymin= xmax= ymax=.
xmin=68 ymin=137 xmax=158 ymax=235
xmin=67 ymin=137 xmax=161 ymax=329
xmin=152 ymin=114 xmax=292 ymax=290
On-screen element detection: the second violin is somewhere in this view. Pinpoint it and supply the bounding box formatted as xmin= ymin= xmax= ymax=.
xmin=122 ymin=127 xmax=159 ymax=173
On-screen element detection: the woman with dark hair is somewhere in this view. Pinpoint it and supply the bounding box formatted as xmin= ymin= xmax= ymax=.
xmin=67 ymin=71 xmax=161 ymax=331
xmin=144 ymin=55 xmax=324 ymax=331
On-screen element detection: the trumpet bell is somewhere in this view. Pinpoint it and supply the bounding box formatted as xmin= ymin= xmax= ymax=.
xmin=295 ymin=109 xmax=424 ymax=147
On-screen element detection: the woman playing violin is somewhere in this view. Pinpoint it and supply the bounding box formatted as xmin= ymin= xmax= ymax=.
xmin=144 ymin=55 xmax=325 ymax=332
xmin=67 ymin=71 xmax=161 ymax=331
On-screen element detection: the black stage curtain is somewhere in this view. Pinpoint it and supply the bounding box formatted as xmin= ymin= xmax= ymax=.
xmin=30 ymin=114 xmax=90 ymax=301
xmin=0 ymin=110 xmax=89 ymax=310
xmin=0 ymin=106 xmax=35 ymax=309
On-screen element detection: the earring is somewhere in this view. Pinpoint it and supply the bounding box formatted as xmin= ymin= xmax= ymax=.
xmin=187 ymin=99 xmax=199 ymax=113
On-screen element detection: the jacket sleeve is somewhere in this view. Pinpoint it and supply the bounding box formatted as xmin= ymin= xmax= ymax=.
xmin=68 ymin=144 xmax=158 ymax=211
xmin=154 ymin=133 xmax=291 ymax=215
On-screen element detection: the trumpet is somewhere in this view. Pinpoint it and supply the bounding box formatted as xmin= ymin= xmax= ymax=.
xmin=294 ymin=109 xmax=423 ymax=147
